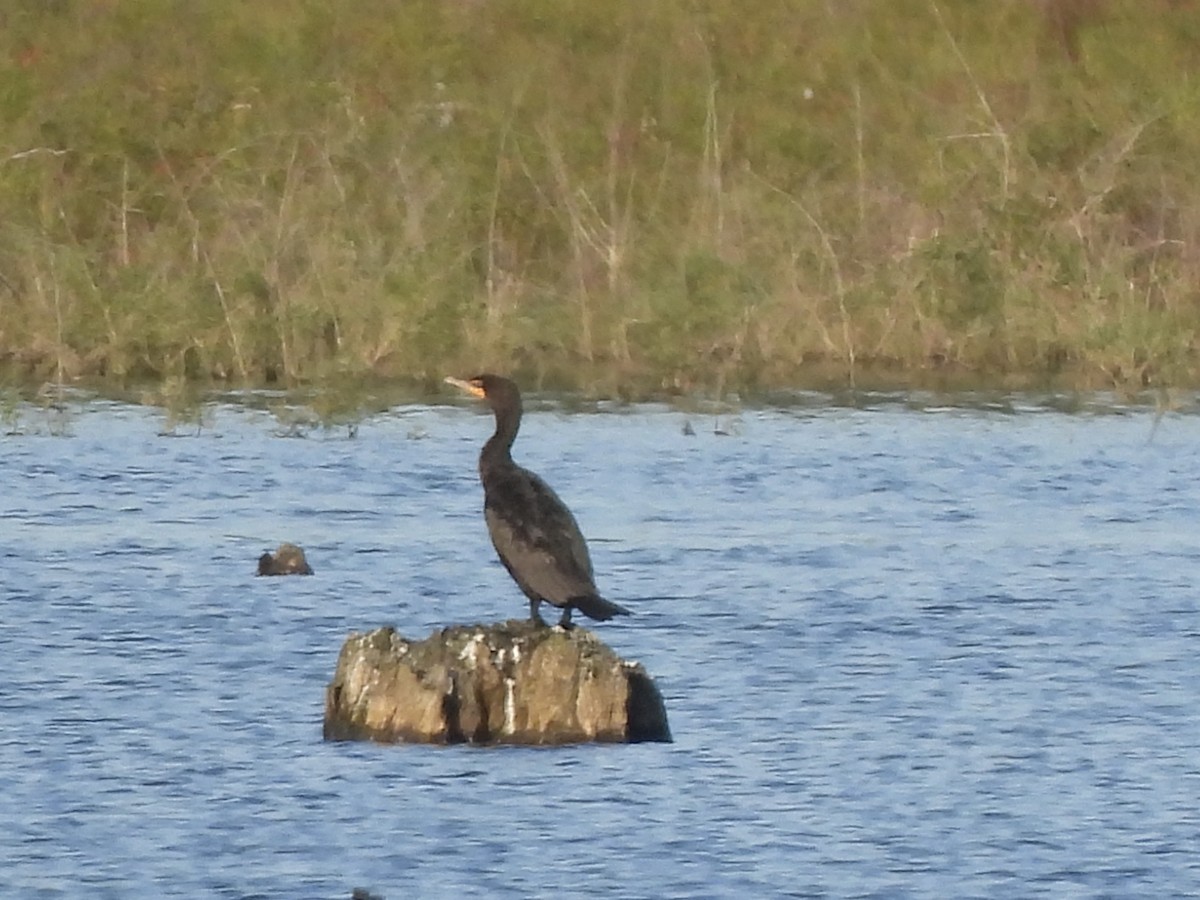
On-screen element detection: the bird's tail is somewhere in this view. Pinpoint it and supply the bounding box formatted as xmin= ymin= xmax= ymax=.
xmin=571 ymin=594 xmax=632 ymax=622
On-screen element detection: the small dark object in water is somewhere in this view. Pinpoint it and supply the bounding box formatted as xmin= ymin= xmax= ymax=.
xmin=351 ymin=889 xmax=383 ymax=900
xmin=257 ymin=542 xmax=313 ymax=576
xmin=444 ymin=374 xmax=631 ymax=628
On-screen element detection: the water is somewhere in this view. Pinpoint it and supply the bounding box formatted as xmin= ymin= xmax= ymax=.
xmin=3 ymin=392 xmax=1199 ymax=898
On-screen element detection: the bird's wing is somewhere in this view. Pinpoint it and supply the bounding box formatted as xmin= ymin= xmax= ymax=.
xmin=484 ymin=470 xmax=596 ymax=604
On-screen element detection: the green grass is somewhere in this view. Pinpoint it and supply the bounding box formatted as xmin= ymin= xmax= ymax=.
xmin=4 ymin=0 xmax=1200 ymax=399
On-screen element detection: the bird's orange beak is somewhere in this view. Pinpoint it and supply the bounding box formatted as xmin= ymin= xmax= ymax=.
xmin=444 ymin=376 xmax=486 ymax=399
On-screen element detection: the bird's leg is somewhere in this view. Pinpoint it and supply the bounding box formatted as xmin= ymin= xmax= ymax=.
xmin=558 ymin=606 xmax=574 ymax=630
xmin=529 ymin=598 xmax=548 ymax=627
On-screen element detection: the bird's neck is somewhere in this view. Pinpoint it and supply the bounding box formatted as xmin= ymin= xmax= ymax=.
xmin=479 ymin=410 xmax=519 ymax=477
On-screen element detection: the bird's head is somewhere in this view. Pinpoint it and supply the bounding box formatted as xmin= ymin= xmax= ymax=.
xmin=444 ymin=374 xmax=519 ymax=407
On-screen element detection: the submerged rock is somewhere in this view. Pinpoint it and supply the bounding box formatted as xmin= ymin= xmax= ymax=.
xmin=323 ymin=620 xmax=671 ymax=745
xmin=257 ymin=542 xmax=313 ymax=576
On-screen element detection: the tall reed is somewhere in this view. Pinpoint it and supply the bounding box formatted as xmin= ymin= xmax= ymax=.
xmin=3 ymin=0 xmax=1200 ymax=396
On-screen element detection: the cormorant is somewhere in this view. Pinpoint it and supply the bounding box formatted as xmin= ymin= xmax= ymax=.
xmin=445 ymin=374 xmax=631 ymax=628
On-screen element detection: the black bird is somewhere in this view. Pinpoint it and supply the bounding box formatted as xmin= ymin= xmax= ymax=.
xmin=445 ymin=374 xmax=631 ymax=628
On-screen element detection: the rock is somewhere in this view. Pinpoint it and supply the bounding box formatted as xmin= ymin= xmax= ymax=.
xmin=257 ymin=542 xmax=313 ymax=576
xmin=323 ymin=620 xmax=671 ymax=745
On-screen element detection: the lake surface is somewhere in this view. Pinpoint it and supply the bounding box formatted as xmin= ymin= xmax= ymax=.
xmin=2 ymin=390 xmax=1199 ymax=898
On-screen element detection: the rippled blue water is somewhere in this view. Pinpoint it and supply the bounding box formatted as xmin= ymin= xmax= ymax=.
xmin=3 ymin=392 xmax=1200 ymax=898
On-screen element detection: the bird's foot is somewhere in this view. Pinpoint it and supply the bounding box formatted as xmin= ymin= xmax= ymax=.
xmin=528 ymin=597 xmax=557 ymax=628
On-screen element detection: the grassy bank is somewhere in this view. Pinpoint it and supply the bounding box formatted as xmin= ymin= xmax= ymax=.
xmin=3 ymin=0 xmax=1200 ymax=398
